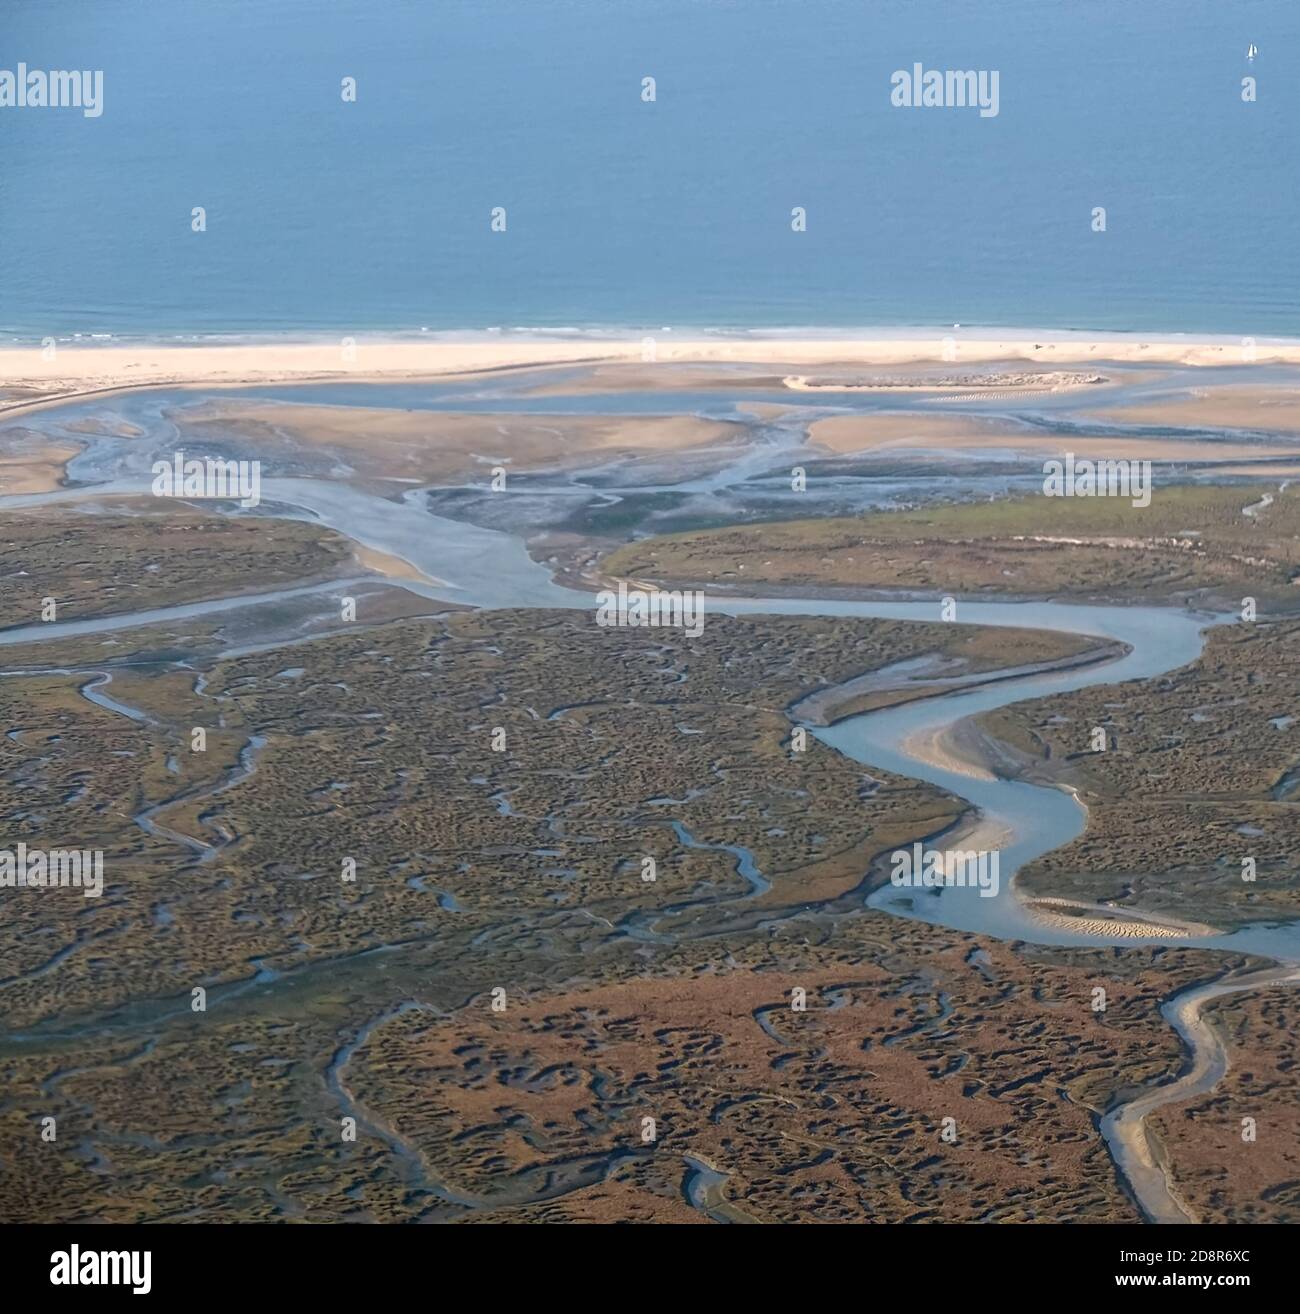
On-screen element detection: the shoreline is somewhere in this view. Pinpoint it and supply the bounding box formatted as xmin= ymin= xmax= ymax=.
xmin=7 ymin=324 xmax=1300 ymax=348
xmin=5 ymin=333 xmax=1300 ymax=424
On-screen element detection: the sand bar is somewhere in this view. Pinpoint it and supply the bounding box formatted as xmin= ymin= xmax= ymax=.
xmin=0 ymin=440 xmax=82 ymax=494
xmin=6 ymin=335 xmax=1300 ymax=420
xmin=807 ymin=413 xmax=1300 ymax=461
xmin=1090 ymin=387 xmax=1300 ymax=432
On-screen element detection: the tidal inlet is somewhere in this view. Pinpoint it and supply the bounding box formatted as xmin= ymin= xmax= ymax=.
xmin=1 ymin=0 xmax=1298 ymax=1279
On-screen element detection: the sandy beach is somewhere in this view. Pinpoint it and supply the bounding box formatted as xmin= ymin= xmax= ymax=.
xmin=5 ymin=334 xmax=1300 ymax=420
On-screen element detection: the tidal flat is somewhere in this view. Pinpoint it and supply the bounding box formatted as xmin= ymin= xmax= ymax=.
xmin=1 ymin=359 xmax=1298 ymax=1224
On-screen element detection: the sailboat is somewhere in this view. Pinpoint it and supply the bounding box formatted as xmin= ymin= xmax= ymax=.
xmin=1247 ymin=43 xmax=1258 ymax=60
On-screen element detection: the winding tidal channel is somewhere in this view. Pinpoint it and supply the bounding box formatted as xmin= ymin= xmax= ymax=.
xmin=4 ymin=377 xmax=1298 ymax=1223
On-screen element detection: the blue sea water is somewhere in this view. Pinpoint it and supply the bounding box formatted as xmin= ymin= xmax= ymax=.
xmin=1 ymin=0 xmax=1297 ymax=338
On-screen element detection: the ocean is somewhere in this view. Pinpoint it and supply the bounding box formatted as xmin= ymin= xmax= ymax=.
xmin=2 ymin=0 xmax=1297 ymax=339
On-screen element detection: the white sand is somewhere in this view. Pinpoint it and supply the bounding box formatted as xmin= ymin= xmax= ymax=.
xmin=5 ymin=334 xmax=1300 ymax=419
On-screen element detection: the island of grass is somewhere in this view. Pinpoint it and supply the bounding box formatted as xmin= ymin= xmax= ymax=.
xmin=603 ymin=484 xmax=1300 ymax=612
